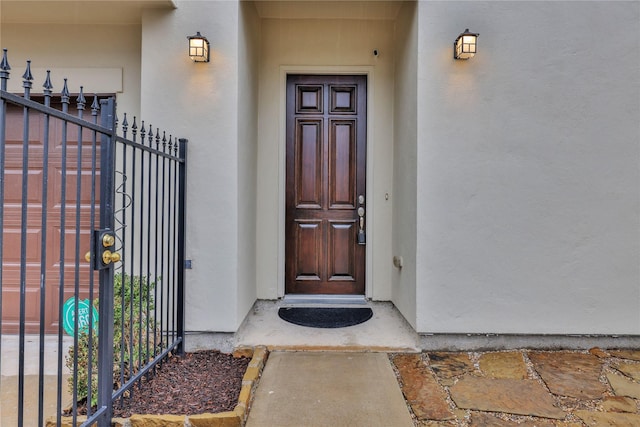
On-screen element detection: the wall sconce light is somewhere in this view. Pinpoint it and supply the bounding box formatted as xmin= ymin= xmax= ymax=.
xmin=187 ymin=31 xmax=210 ymax=62
xmin=454 ymin=29 xmax=479 ymax=60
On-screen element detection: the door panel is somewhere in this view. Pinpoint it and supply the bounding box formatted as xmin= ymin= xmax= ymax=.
xmin=295 ymin=120 xmax=323 ymax=208
xmin=329 ymin=120 xmax=356 ymax=208
xmin=330 ymin=86 xmax=357 ymax=114
xmin=327 ymin=220 xmax=356 ymax=281
xmin=286 ymin=75 xmax=367 ymax=295
xmin=294 ymin=220 xmax=323 ymax=281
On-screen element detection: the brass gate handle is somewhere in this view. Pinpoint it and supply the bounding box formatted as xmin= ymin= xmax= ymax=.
xmin=84 ymin=250 xmax=122 ymax=265
xmin=102 ymin=250 xmax=121 ymax=265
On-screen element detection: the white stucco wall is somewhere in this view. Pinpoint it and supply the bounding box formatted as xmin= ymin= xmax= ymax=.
xmin=255 ymin=15 xmax=396 ymax=301
xmin=416 ymin=1 xmax=640 ymax=335
xmin=5 ymin=0 xmax=638 ymax=339
xmin=392 ymin=1 xmax=418 ymax=329
xmin=0 ymin=23 xmax=139 ymax=115
xmin=237 ymin=1 xmax=260 ymax=323
xmin=141 ymin=0 xmax=242 ymax=332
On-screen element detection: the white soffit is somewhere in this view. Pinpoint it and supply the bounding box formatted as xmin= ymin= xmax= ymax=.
xmin=0 ymin=1 xmax=176 ymax=25
xmin=254 ymin=0 xmax=404 ymax=20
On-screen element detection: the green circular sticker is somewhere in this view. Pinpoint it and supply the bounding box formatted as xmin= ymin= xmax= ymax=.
xmin=62 ymin=298 xmax=99 ymax=336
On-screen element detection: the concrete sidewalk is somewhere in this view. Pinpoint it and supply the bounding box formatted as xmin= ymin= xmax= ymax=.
xmin=245 ymin=351 xmax=414 ymax=427
xmin=1 ymin=335 xmax=73 ymax=427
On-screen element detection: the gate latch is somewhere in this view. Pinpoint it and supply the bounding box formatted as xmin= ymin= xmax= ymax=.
xmin=84 ymin=229 xmax=121 ymax=270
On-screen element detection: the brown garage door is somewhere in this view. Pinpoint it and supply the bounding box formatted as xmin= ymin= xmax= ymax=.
xmin=2 ymin=100 xmax=100 ymax=334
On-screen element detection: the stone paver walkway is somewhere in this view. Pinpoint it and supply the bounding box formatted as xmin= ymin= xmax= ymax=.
xmin=392 ymin=348 xmax=640 ymax=426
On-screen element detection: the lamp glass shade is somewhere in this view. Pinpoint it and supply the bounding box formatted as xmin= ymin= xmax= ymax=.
xmin=188 ymin=32 xmax=210 ymax=62
xmin=454 ymin=30 xmax=478 ymax=59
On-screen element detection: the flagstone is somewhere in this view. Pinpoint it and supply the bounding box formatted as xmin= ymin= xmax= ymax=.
xmin=528 ymin=352 xmax=606 ymax=399
xmin=606 ymin=371 xmax=640 ymax=399
xmin=478 ymin=352 xmax=528 ymax=379
xmin=419 ymin=422 xmax=457 ymax=427
xmin=612 ymin=362 xmax=640 ymax=381
xmin=453 ymin=409 xmax=468 ymax=421
xmin=427 ymin=352 xmax=475 ymax=381
xmin=610 ymin=350 xmax=640 ymax=362
xmin=393 ymin=354 xmax=456 ymax=421
xmin=469 ymin=413 xmax=516 ymax=426
xmin=516 ymin=418 xmax=558 ymax=426
xmin=449 ymin=376 xmax=565 ymax=419
xmin=575 ymin=410 xmax=640 ymax=427
xmin=588 ymin=347 xmax=610 ymax=358
xmin=469 ymin=412 xmax=556 ymax=426
xmin=601 ymin=396 xmax=638 ymax=413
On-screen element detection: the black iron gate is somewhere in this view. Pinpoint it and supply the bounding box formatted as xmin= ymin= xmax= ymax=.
xmin=0 ymin=50 xmax=187 ymax=427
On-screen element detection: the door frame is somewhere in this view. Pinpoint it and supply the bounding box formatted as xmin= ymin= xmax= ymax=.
xmin=277 ymin=66 xmax=375 ymax=298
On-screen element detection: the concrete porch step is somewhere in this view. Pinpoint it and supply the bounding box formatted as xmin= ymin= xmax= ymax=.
xmin=235 ymin=300 xmax=420 ymax=353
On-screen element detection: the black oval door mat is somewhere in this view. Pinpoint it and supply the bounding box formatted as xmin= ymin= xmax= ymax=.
xmin=278 ymin=307 xmax=373 ymax=328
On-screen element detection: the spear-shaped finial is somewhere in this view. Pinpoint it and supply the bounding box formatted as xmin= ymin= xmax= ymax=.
xmin=76 ymin=86 xmax=86 ymax=112
xmin=43 ymin=70 xmax=53 ymax=106
xmin=147 ymin=124 xmax=154 ymax=146
xmin=43 ymin=70 xmax=53 ymax=92
xmin=132 ymin=116 xmax=138 ymax=142
xmin=140 ymin=120 xmax=147 ymax=143
xmin=61 ymin=78 xmax=70 ymax=112
xmin=0 ymin=49 xmax=10 ymax=91
xmin=0 ymin=48 xmax=10 ymax=72
xmin=91 ymin=95 xmax=100 ymax=117
xmin=122 ymin=112 xmax=129 ymax=137
xmin=22 ymin=60 xmax=33 ymax=97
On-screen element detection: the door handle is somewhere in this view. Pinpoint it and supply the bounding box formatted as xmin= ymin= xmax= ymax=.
xmin=357 ymin=206 xmax=366 ymax=245
xmin=84 ymin=250 xmax=121 ymax=265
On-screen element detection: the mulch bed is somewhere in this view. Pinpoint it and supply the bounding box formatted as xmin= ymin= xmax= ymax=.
xmin=68 ymin=350 xmax=251 ymax=418
xmin=112 ymin=350 xmax=250 ymax=418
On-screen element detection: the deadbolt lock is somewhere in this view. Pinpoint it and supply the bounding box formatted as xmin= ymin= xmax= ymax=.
xmin=102 ymin=234 xmax=115 ymax=248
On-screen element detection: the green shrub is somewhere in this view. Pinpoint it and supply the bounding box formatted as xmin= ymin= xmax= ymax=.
xmin=66 ymin=273 xmax=161 ymax=407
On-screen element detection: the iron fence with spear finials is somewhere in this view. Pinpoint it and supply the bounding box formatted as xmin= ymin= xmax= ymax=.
xmin=0 ymin=49 xmax=187 ymax=427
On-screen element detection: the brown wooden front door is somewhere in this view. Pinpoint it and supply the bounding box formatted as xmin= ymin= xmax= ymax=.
xmin=285 ymin=75 xmax=367 ymax=295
